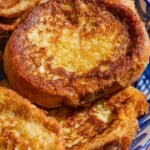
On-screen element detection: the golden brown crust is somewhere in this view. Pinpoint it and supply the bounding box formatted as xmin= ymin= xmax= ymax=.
xmin=0 ymin=0 xmax=49 ymax=35
xmin=48 ymin=86 xmax=148 ymax=150
xmin=0 ymin=0 xmax=47 ymax=18
xmin=4 ymin=0 xmax=150 ymax=108
xmin=0 ymin=87 xmax=65 ymax=150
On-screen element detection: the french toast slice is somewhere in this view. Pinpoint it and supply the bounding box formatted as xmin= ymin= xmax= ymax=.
xmin=0 ymin=0 xmax=48 ymax=34
xmin=4 ymin=0 xmax=150 ymax=108
xmin=48 ymin=86 xmax=148 ymax=150
xmin=0 ymin=87 xmax=65 ymax=150
xmin=0 ymin=0 xmax=47 ymax=18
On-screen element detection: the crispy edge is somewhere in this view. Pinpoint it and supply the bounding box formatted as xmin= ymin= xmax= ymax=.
xmin=47 ymin=86 xmax=148 ymax=150
xmin=0 ymin=87 xmax=65 ymax=150
xmin=77 ymin=86 xmax=148 ymax=150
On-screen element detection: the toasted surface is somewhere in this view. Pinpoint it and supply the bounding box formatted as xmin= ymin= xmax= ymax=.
xmin=0 ymin=87 xmax=65 ymax=150
xmin=0 ymin=0 xmax=47 ymax=18
xmin=0 ymin=0 xmax=48 ymax=34
xmin=4 ymin=0 xmax=150 ymax=108
xmin=48 ymin=86 xmax=148 ymax=150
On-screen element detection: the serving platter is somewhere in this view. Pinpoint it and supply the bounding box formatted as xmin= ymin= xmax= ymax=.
xmin=0 ymin=0 xmax=149 ymax=149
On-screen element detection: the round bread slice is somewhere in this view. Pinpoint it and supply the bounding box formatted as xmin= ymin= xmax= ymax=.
xmin=48 ymin=86 xmax=148 ymax=150
xmin=0 ymin=87 xmax=65 ymax=150
xmin=4 ymin=0 xmax=150 ymax=108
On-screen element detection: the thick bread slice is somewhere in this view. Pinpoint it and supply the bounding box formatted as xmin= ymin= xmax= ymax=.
xmin=4 ymin=0 xmax=150 ymax=108
xmin=48 ymin=86 xmax=148 ymax=150
xmin=0 ymin=87 xmax=65 ymax=150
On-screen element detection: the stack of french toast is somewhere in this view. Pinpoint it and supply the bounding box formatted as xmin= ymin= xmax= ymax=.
xmin=0 ymin=0 xmax=150 ymax=149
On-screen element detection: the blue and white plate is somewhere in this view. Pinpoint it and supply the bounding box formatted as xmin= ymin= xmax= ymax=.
xmin=0 ymin=0 xmax=149 ymax=149
xmin=131 ymin=63 xmax=150 ymax=150
xmin=131 ymin=1 xmax=150 ymax=149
